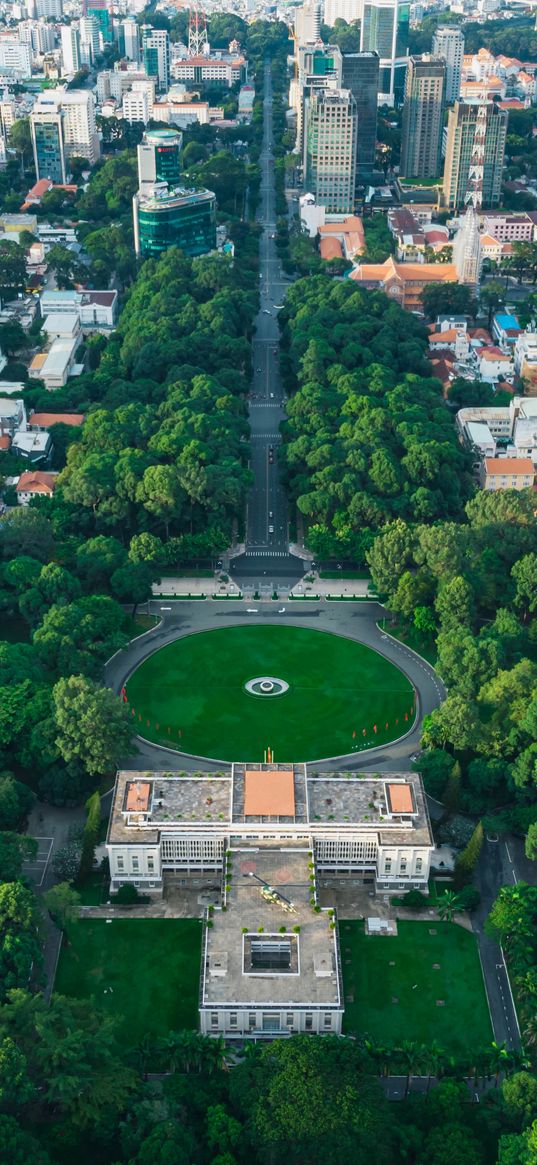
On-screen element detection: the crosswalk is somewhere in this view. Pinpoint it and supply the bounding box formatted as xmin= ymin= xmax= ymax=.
xmin=245 ymin=550 xmax=289 ymax=558
xmin=250 ymin=401 xmax=281 ymax=408
xmin=252 ymin=433 xmax=281 ymax=439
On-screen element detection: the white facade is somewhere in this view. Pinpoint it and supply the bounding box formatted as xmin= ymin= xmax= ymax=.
xmin=294 ymin=0 xmax=322 ymax=41
xmin=123 ymin=86 xmax=150 ymax=125
xmin=36 ymin=0 xmax=63 ymax=16
xmin=324 ymin=0 xmax=361 ymax=26
xmin=304 ymin=88 xmax=357 ymax=214
xmin=60 ymin=89 xmax=100 ymax=166
xmin=60 ymin=25 xmax=80 ymax=76
xmin=431 ymin=26 xmax=464 ymax=104
xmin=122 ymin=18 xmax=140 ymax=63
xmin=0 ymin=38 xmax=32 ymax=78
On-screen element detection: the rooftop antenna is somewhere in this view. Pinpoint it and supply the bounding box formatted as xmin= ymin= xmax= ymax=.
xmin=188 ymin=0 xmax=209 ymax=58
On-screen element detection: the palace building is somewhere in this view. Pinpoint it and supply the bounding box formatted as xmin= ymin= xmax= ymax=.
xmin=106 ymin=764 xmax=434 ymax=1038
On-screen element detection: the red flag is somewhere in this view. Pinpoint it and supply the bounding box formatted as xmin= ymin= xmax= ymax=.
xmin=138 ymin=713 xmax=142 ymax=721
xmin=352 ymin=730 xmax=356 ymax=739
xmin=404 ymin=713 xmax=408 ymax=721
xmin=385 ymin=722 xmax=389 ymax=730
xmin=146 ymin=719 xmax=150 ymax=727
xmin=395 ymin=718 xmax=398 ymax=725
xmin=373 ymin=724 xmax=377 ymax=734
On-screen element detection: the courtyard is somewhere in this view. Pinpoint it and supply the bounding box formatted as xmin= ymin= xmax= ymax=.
xmin=341 ymin=920 xmax=492 ymax=1056
xmin=125 ymin=624 xmax=415 ymax=761
xmin=54 ymin=919 xmax=202 ymax=1039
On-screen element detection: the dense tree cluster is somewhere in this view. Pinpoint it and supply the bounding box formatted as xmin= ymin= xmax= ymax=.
xmin=366 ymin=491 xmax=537 ymax=837
xmin=278 ymin=276 xmax=473 ymax=560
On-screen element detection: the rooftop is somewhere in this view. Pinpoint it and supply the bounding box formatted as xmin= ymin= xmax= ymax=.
xmin=485 ymin=457 xmax=534 ymax=474
xmin=29 ymin=412 xmax=84 ymax=428
xmin=107 ymin=767 xmax=432 ymax=849
xmin=16 ymin=470 xmax=56 ymax=494
xmin=201 ymin=847 xmax=342 ymax=1010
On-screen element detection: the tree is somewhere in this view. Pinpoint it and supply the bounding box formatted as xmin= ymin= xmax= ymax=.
xmin=79 ymin=790 xmax=101 ymax=882
xmin=0 ymin=242 xmax=27 ymax=299
xmin=480 ymin=279 xmax=506 ymax=328
xmin=0 ymin=509 xmax=55 ymax=563
xmin=0 ymin=882 xmax=41 ymax=999
xmin=8 ymin=118 xmax=32 ymax=175
xmin=512 ymin=555 xmax=537 ymax=621
xmin=33 ymin=595 xmax=127 ymax=678
xmin=435 ymin=576 xmax=475 ymax=631
xmin=442 ymin=761 xmax=461 ymax=814
xmin=0 ymin=832 xmax=36 ymax=882
xmin=413 ymin=605 xmax=436 ymax=634
xmin=0 ymin=320 xmax=27 ymax=356
xmin=437 ymin=890 xmax=461 ymax=923
xmin=0 ymin=1037 xmax=35 ymax=1112
xmin=45 ymin=244 xmax=85 ymax=289
xmin=43 ymin=882 xmax=81 ymax=932
xmin=502 ymin=1071 xmax=537 ymax=1130
xmin=421 ymin=282 xmax=477 ymax=320
xmin=0 ymin=1115 xmax=50 ymax=1165
xmin=0 ymin=775 xmax=35 ymax=831
xmin=52 ymin=842 xmax=81 ymax=883
xmin=52 ymin=675 xmax=134 ymax=777
xmin=454 ymin=821 xmax=484 ymax=888
xmin=525 ymin=822 xmax=537 ymax=861
xmin=110 ymin=562 xmax=153 ymax=613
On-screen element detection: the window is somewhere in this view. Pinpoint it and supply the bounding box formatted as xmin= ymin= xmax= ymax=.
xmin=305 ymin=1015 xmax=313 ymax=1031
xmin=416 ymin=857 xmax=423 ymax=872
xmin=211 ymin=1013 xmax=218 ymax=1027
xmin=384 ymin=859 xmax=392 ymax=873
xmin=324 ymin=1014 xmax=332 ymax=1028
xmin=286 ymin=1013 xmax=293 ymax=1026
xmin=116 ymin=856 xmax=124 ymax=871
xmin=248 ymin=1013 xmax=256 ymax=1028
xmin=147 ymin=857 xmax=154 ymax=873
xmin=132 ymin=856 xmax=139 ymax=872
xmin=230 ymin=1013 xmax=237 ymax=1027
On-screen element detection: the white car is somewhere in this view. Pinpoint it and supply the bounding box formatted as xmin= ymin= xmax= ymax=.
xmin=268 ymin=524 xmax=274 ymax=534
xmin=278 ymin=608 xmax=286 ymax=614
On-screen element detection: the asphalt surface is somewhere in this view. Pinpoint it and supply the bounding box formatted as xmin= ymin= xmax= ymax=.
xmin=472 ymin=836 xmax=523 ymax=1050
xmin=106 ymin=599 xmax=445 ymax=773
xmin=231 ymin=63 xmax=302 ymax=585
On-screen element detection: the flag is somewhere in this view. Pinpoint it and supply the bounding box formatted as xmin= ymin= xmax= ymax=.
xmin=385 ymin=722 xmax=389 ymax=730
xmin=373 ymin=724 xmax=377 ymax=734
xmin=352 ymin=730 xmax=356 ymax=739
xmin=404 ymin=713 xmax=408 ymax=721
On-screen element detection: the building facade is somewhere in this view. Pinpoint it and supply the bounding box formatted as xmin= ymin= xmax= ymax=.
xmin=304 ymin=88 xmax=357 ymax=213
xmin=360 ymin=0 xmax=409 ymax=104
xmin=400 ymin=55 xmax=445 ymax=179
xmin=137 ymin=127 xmax=182 ymax=188
xmin=431 ymin=26 xmax=464 ymax=104
xmin=142 ymin=26 xmax=170 ymax=93
xmin=133 ymin=184 xmax=216 ymax=258
xmin=60 ymin=25 xmax=80 ymax=76
xmin=341 ymin=51 xmax=379 ymax=181
xmin=30 ymin=88 xmax=99 ymax=181
xmin=443 ymin=100 xmax=507 ymax=210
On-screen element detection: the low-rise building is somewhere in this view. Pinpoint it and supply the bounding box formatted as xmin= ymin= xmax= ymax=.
xmin=318 ymin=216 xmax=365 ymax=262
xmin=40 ymin=289 xmax=118 ymax=330
xmin=107 ymin=764 xmax=433 ymax=1039
xmin=11 ymin=428 xmax=51 ymax=463
xmin=15 ymin=469 xmax=57 ymax=503
xmin=477 ymin=345 xmax=514 ymax=384
xmin=28 ymin=410 xmax=84 ymax=430
xmin=28 ymin=331 xmax=83 ymax=389
xmin=514 ymin=331 xmax=537 ymax=394
xmin=492 ymin=312 xmax=522 ymax=347
xmin=349 ymin=256 xmax=458 ymax=314
xmin=480 ymin=457 xmax=535 ymax=491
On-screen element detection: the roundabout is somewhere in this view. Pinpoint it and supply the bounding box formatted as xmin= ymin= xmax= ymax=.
xmin=124 ymin=623 xmax=416 ymax=763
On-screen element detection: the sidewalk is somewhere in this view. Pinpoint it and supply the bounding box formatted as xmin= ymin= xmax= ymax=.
xmin=152 ymin=575 xmax=378 ymax=600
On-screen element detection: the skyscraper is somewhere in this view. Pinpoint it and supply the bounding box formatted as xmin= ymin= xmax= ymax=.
xmin=30 ymin=87 xmax=100 ymax=182
xmin=443 ymin=100 xmax=507 ymax=210
xmin=80 ymin=15 xmax=100 ymax=62
xmin=60 ymin=24 xmax=81 ymax=76
xmin=133 ymin=130 xmax=214 ymax=258
xmin=293 ymin=43 xmax=342 ymax=153
xmin=341 ymin=51 xmax=379 ymax=181
xmin=142 ymin=26 xmax=170 ymax=94
xmin=400 ymin=55 xmax=445 ymax=179
xmin=85 ymin=0 xmax=112 ymax=44
xmin=360 ymin=0 xmax=409 ymax=104
xmin=122 ymin=17 xmax=140 ymax=63
xmin=304 ymin=88 xmax=357 ymax=213
xmin=432 ymin=26 xmax=464 ymax=104
xmin=294 ymin=0 xmax=322 ymax=44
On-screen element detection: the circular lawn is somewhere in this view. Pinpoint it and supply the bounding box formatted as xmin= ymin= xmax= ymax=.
xmin=125 ymin=624 xmax=415 ymax=762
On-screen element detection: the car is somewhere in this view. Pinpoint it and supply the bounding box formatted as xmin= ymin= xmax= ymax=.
xmin=269 ymin=510 xmax=273 ymax=518
xmin=256 ymin=367 xmax=262 ymax=372
xmin=268 ymin=525 xmax=274 ymax=533
xmin=246 ymin=608 xmax=258 ymax=613
xmin=278 ymin=607 xmax=286 ymax=614
xmin=274 ymin=304 xmax=284 ymax=310
xmin=268 ymin=445 xmax=274 ymax=463
xmin=262 ymin=309 xmax=271 ymax=315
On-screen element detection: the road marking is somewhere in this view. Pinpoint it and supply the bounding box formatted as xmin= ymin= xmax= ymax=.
xmin=160 ymin=606 xmax=172 ymax=611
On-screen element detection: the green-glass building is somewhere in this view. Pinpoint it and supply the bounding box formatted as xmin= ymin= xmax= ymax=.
xmin=133 ymin=185 xmax=216 ymax=258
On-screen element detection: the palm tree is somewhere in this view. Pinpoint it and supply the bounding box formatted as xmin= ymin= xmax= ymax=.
xmin=423 ymin=1040 xmax=446 ymax=1094
xmin=489 ymin=1040 xmax=512 ymax=1086
xmin=523 ymin=1015 xmax=537 ymax=1048
xmin=129 ymin=1033 xmax=158 ymax=1081
xmin=437 ymin=891 xmax=461 ymax=923
xmin=398 ymin=1040 xmax=423 ymax=1098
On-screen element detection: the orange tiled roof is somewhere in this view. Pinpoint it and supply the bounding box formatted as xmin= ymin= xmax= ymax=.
xmin=485 ymin=457 xmax=534 ymax=474
xmin=29 ymin=412 xmax=85 ymax=428
xmin=16 ymin=471 xmax=56 ymax=495
xmin=320 ymin=237 xmax=343 ymax=261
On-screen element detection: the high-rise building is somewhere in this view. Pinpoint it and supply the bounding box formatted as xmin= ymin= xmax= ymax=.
xmin=85 ymin=0 xmax=112 ymax=45
xmin=61 ymin=24 xmax=81 ymax=75
xmin=137 ymin=127 xmax=182 ymax=188
xmin=292 ymin=43 xmax=342 ymax=153
xmin=360 ymin=0 xmax=409 ymax=104
xmin=294 ymin=0 xmax=322 ymax=44
xmin=122 ymin=17 xmax=140 ymax=63
xmin=0 ymin=38 xmax=32 ymax=78
xmin=133 ymin=185 xmax=216 ymax=258
xmin=432 ymin=26 xmax=464 ymax=104
xmin=30 ymin=87 xmax=100 ymax=182
xmin=80 ymin=16 xmax=100 ymax=62
xmin=304 ymin=88 xmax=357 ymax=213
xmin=36 ymin=0 xmax=63 ymax=18
xmin=123 ymin=86 xmax=151 ymax=125
xmin=142 ymin=26 xmax=170 ymax=93
xmin=443 ymin=99 xmax=507 ymax=210
xmin=400 ymin=55 xmax=445 ymax=179
xmin=341 ymin=50 xmax=379 ymax=181
xmin=324 ymin=0 xmax=361 ymax=25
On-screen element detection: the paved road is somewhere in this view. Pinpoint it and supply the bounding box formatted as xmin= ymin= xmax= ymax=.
xmin=232 ymin=62 xmax=302 ymax=586
xmin=472 ymin=835 xmax=521 ymax=1049
xmin=105 ymin=599 xmax=445 ymax=773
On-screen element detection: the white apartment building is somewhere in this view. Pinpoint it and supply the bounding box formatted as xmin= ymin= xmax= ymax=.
xmin=107 ymin=765 xmax=433 ymax=1040
xmin=60 ymin=24 xmax=80 ymax=76
xmin=122 ymin=18 xmax=140 ymax=63
xmin=36 ymin=0 xmax=63 ymax=17
xmin=324 ymin=0 xmax=361 ymax=25
xmin=171 ymin=56 xmax=246 ymax=88
xmin=304 ymin=88 xmax=357 ymax=214
xmin=431 ymin=26 xmax=464 ymax=104
xmin=123 ymin=80 xmax=152 ymax=124
xmin=0 ymin=38 xmax=32 ymax=78
xmin=294 ymin=0 xmax=322 ymax=42
xmin=457 ymin=395 xmax=537 ymax=469
xmin=80 ymin=16 xmax=100 ymax=62
xmin=480 ymin=212 xmax=537 ymax=242
xmin=31 ymin=88 xmax=100 ymax=180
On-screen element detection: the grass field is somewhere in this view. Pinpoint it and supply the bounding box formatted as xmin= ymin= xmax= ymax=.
xmin=54 ymin=919 xmax=201 ymax=1039
xmin=125 ymin=625 xmax=415 ymax=761
xmin=341 ymin=920 xmax=492 ymax=1055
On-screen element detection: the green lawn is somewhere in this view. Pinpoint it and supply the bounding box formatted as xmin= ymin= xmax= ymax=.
xmin=55 ymin=919 xmax=202 ymax=1040
xmin=125 ymin=625 xmax=415 ymax=762
xmin=341 ymin=920 xmax=492 ymax=1055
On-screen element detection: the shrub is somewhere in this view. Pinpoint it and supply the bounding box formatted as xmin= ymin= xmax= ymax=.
xmin=114 ymin=882 xmax=144 ymax=905
xmin=400 ymin=889 xmax=429 ymax=910
xmin=456 ymin=884 xmax=481 ymax=912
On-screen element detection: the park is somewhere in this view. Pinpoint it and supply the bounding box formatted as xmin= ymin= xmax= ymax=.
xmin=124 ymin=623 xmax=416 ymax=761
